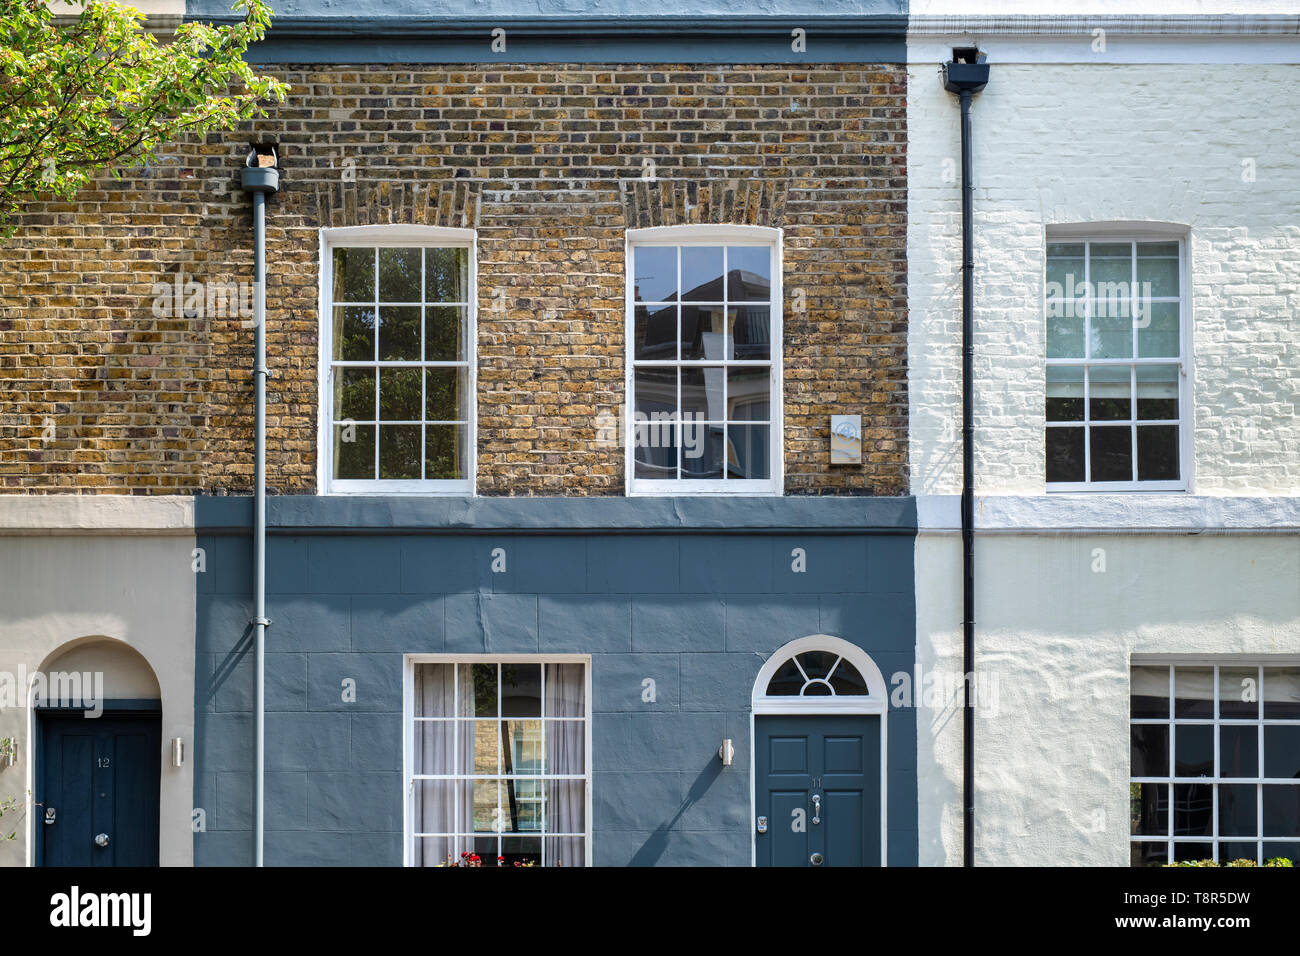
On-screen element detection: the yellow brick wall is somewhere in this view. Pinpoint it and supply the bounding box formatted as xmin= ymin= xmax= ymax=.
xmin=0 ymin=63 xmax=908 ymax=495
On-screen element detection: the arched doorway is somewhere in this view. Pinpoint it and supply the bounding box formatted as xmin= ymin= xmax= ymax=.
xmin=751 ymin=635 xmax=888 ymax=867
xmin=32 ymin=637 xmax=162 ymax=867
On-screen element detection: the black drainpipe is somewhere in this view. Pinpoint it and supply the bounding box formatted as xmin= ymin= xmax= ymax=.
xmin=942 ymin=48 xmax=988 ymax=868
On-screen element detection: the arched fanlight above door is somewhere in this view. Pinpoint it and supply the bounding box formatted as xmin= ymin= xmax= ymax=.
xmin=752 ymin=635 xmax=888 ymax=714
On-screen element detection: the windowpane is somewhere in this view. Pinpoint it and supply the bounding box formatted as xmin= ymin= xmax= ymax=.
xmin=681 ymin=422 xmax=724 ymax=480
xmin=333 ymin=247 xmax=375 ymax=302
xmin=1220 ymin=725 xmax=1258 ymax=778
xmin=1089 ymin=426 xmax=1131 ymax=482
xmin=1045 ymin=245 xmax=1084 ymax=291
xmin=1137 ymin=302 xmax=1180 ymax=358
xmin=501 ymin=664 xmax=542 ymax=718
xmin=380 ymin=368 xmax=421 ymax=421
xmin=1220 ymin=667 xmax=1259 ymax=719
xmin=632 ymin=246 xmax=677 ymax=302
xmin=1263 ymin=667 xmax=1300 ymax=719
xmin=424 ymin=424 xmax=465 ymax=480
xmin=681 ymin=246 xmax=724 ymax=301
xmin=1173 ymin=783 xmax=1213 ymax=836
xmin=425 ymin=248 xmax=468 ymax=302
xmin=635 ymin=304 xmax=677 ymax=360
xmin=1174 ymin=725 xmax=1213 ymax=777
xmin=1130 ymin=782 xmax=1167 ymax=835
xmin=1045 ymin=427 xmax=1084 ymax=483
xmin=1089 ymin=297 xmax=1132 ymax=359
xmin=546 ymin=836 xmax=585 ymax=868
xmin=1219 ymin=784 xmax=1257 ymax=836
xmin=1089 ymin=366 xmax=1130 ymax=421
xmin=767 ymin=658 xmax=803 ymax=696
xmin=1046 ymin=366 xmax=1083 ymax=421
xmin=727 ymin=247 xmax=771 ymax=301
xmin=545 ymin=663 xmax=585 ymax=718
xmin=1131 ymin=723 xmax=1169 ymax=777
xmin=634 ymin=368 xmax=676 ymax=419
xmin=798 ymin=651 xmax=838 ymax=680
xmin=424 ymin=306 xmax=467 ymax=362
xmin=1173 ymin=841 xmax=1213 ymax=862
xmin=502 ymin=719 xmax=541 ymax=773
xmin=468 ymin=663 xmax=497 ymax=717
xmin=829 ymin=659 xmax=868 ymax=695
xmin=727 ymin=367 xmax=769 ymax=421
xmin=1130 ymin=666 xmax=1170 ymax=719
xmin=1131 ymin=842 xmax=1168 ymax=867
xmin=729 ymin=306 xmax=771 ymax=360
xmin=681 ymin=305 xmax=729 ymax=361
xmin=1136 ymin=244 xmax=1180 ymax=297
xmin=1136 ymin=364 xmax=1178 ymax=420
xmin=379 ymin=425 xmax=420 ymax=479
xmin=425 ymin=367 xmax=467 ymax=422
xmin=634 ymin=420 xmax=678 ymax=479
xmin=378 ymin=306 xmax=421 ymax=361
xmin=1263 ymin=844 xmax=1299 ymax=865
xmin=1174 ymin=667 xmax=1214 ymax=718
xmin=1262 ymin=786 xmax=1300 ymax=836
xmin=1046 ymin=308 xmax=1085 ymax=359
xmin=473 ymin=720 xmax=500 ymax=774
xmin=1137 ymin=426 xmax=1178 ymax=481
xmin=727 ymin=424 xmax=770 ymax=480
xmin=379 ymin=247 xmax=422 ymax=302
xmin=1264 ymin=726 xmax=1300 ymax=778
xmin=334 ymin=368 xmax=375 ymax=422
xmin=333 ymin=306 xmax=376 ymax=361
xmin=681 ymin=367 xmax=724 ymax=421
xmin=333 ymin=424 xmax=375 ymax=479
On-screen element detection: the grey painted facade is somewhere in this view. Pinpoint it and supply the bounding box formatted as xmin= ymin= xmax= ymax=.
xmin=193 ymin=496 xmax=919 ymax=866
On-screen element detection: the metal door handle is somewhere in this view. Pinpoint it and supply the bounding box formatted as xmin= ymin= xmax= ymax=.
xmin=811 ymin=793 xmax=821 ymax=825
xmin=810 ymin=852 xmax=824 ymax=865
xmin=44 ymin=808 xmax=56 ymax=825
xmin=94 ymin=833 xmax=109 ymax=847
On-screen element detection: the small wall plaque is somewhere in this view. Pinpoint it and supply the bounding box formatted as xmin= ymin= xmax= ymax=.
xmin=830 ymin=415 xmax=862 ymax=465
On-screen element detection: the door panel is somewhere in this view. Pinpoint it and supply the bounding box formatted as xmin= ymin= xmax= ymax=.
xmin=755 ymin=715 xmax=880 ymax=867
xmin=39 ymin=712 xmax=161 ymax=867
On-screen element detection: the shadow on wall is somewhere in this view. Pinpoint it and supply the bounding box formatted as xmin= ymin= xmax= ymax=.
xmin=629 ymin=754 xmax=723 ymax=866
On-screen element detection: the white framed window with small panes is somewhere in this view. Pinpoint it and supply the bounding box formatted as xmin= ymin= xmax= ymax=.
xmin=1130 ymin=660 xmax=1300 ymax=867
xmin=319 ymin=226 xmax=475 ymax=494
xmin=1044 ymin=234 xmax=1189 ymax=491
xmin=625 ymin=225 xmax=782 ymax=495
xmin=404 ymin=656 xmax=591 ymax=868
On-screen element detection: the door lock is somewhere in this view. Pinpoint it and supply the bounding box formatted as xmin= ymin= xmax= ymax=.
xmin=810 ymin=852 xmax=824 ymax=866
xmin=811 ymin=793 xmax=821 ymax=825
xmin=94 ymin=833 xmax=110 ymax=847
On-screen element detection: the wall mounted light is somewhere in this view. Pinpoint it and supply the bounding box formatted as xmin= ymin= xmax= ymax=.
xmin=718 ymin=739 xmax=734 ymax=766
xmin=171 ymin=737 xmax=185 ymax=768
xmin=0 ymin=736 xmax=15 ymax=768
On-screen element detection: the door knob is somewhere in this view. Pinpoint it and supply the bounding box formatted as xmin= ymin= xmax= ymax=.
xmin=810 ymin=852 xmax=824 ymax=866
xmin=94 ymin=833 xmax=109 ymax=847
xmin=811 ymin=793 xmax=821 ymax=825
xmin=44 ymin=808 xmax=56 ymax=825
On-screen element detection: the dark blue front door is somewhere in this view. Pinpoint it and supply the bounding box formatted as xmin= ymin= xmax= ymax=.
xmin=39 ymin=711 xmax=161 ymax=867
xmin=755 ymin=714 xmax=880 ymax=867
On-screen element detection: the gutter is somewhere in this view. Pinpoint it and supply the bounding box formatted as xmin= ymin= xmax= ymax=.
xmin=240 ymin=145 xmax=279 ymax=868
xmin=942 ymin=48 xmax=989 ymax=869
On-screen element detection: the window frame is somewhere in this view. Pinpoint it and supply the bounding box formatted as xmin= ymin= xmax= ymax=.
xmin=318 ymin=225 xmax=477 ymax=496
xmin=1129 ymin=656 xmax=1300 ymax=866
xmin=401 ymin=653 xmax=593 ymax=868
xmin=624 ymin=224 xmax=784 ymax=497
xmin=1043 ymin=229 xmax=1192 ymax=493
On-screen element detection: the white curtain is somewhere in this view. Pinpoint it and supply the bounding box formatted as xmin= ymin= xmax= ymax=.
xmin=546 ymin=663 xmax=585 ymax=866
xmin=413 ymin=663 xmax=454 ymax=866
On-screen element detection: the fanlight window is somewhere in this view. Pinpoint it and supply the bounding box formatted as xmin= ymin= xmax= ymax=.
xmin=766 ymin=651 xmax=868 ymax=697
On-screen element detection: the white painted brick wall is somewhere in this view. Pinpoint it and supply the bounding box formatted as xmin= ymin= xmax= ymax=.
xmin=908 ymin=62 xmax=1300 ymax=496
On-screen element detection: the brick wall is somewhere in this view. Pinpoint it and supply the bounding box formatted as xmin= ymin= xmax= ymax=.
xmin=0 ymin=63 xmax=907 ymax=496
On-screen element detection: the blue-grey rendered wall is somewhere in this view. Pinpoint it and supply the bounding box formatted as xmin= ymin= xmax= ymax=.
xmin=193 ymin=496 xmax=918 ymax=866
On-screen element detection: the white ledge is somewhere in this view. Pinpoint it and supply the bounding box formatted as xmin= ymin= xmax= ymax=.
xmin=0 ymin=496 xmax=195 ymax=535
xmin=916 ymin=494 xmax=1300 ymax=533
